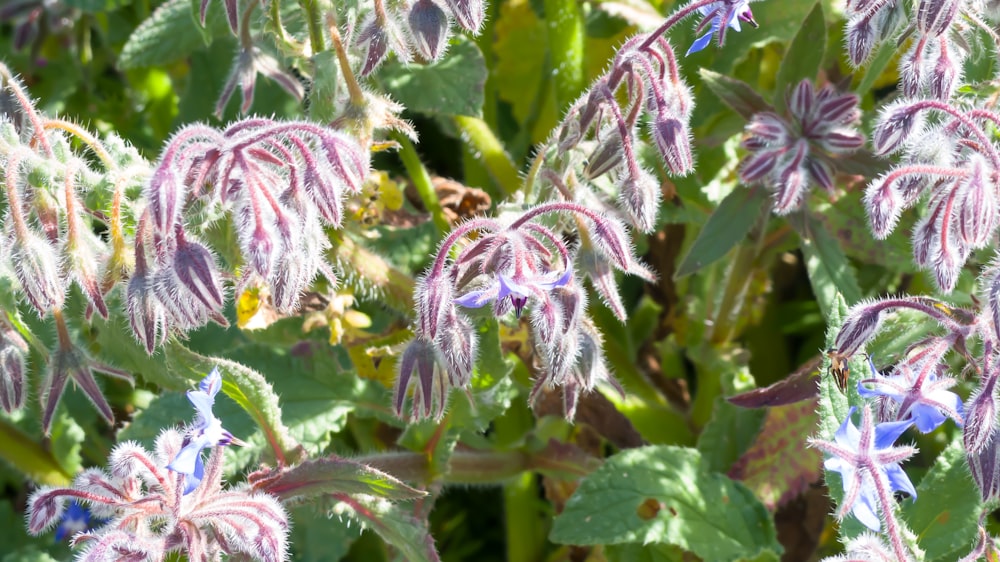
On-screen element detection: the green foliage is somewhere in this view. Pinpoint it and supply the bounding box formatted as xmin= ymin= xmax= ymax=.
xmin=377 ymin=38 xmax=488 ymax=117
xmin=551 ymin=446 xmax=782 ymax=560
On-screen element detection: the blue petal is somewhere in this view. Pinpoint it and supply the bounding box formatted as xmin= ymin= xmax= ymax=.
xmin=884 ymin=463 xmax=917 ymax=500
xmin=686 ymin=30 xmax=716 ymax=56
xmin=544 ymin=269 xmax=573 ymax=289
xmin=499 ymin=275 xmax=530 ymax=298
xmin=199 ymin=367 xmax=222 ymax=398
xmin=167 ymin=434 xmax=212 ymax=476
xmin=455 ymin=289 xmax=491 ymax=308
xmin=853 ymin=480 xmax=882 ymax=531
xmin=186 ymin=390 xmax=215 ymax=425
xmin=182 ymin=453 xmax=206 ymax=494
xmin=911 ymin=404 xmax=947 ymax=434
xmin=834 ymin=407 xmax=859 ymax=447
xmin=874 ymin=418 xmax=914 ymax=450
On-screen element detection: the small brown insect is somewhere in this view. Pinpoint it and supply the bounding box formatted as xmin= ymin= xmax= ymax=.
xmin=826 ymin=348 xmax=850 ymax=394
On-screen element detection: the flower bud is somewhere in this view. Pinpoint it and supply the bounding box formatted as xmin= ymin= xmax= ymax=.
xmin=171 ymin=231 xmax=225 ymax=312
xmin=409 ymin=0 xmax=451 ymax=61
xmin=969 ymin=431 xmax=1000 ymax=501
xmin=443 ymin=0 xmax=485 ymax=32
xmin=846 ymin=14 xmax=878 ymax=66
xmin=807 ymin=159 xmax=834 ymax=193
xmin=584 ymin=130 xmax=624 ymax=179
xmin=10 ymin=230 xmax=65 ymax=316
xmin=834 ymin=301 xmax=886 ymax=357
xmin=872 ymin=102 xmax=924 ymax=156
xmin=864 ymin=172 xmax=904 ymax=239
xmin=917 ymin=0 xmax=960 ymax=37
xmin=965 ymin=365 xmax=999 ymax=455
xmin=619 ymin=170 xmax=661 ymax=233
xmin=739 ymin=148 xmax=781 ymax=184
xmin=817 ymin=91 xmax=861 ymax=124
xmin=0 ymin=320 xmax=28 ymax=413
xmin=745 ymin=113 xmax=788 ymax=144
xmin=394 ymin=337 xmax=445 ymax=420
xmin=788 ymin=81 xmax=814 ymax=121
xmin=356 ymin=19 xmax=390 ymax=77
xmin=957 ymin=158 xmax=997 ymax=249
xmin=650 ymin=113 xmax=693 ymax=176
xmin=929 ymin=38 xmax=959 ymax=101
xmin=147 ymin=161 xmax=184 ymax=238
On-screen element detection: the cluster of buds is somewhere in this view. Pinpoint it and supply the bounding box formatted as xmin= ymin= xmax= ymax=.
xmin=845 ymin=0 xmax=974 ymax=101
xmin=26 ymin=368 xmax=286 ymax=561
xmin=864 ymin=99 xmax=1000 ymax=292
xmin=740 ymin=80 xmax=865 ymax=214
xmin=130 ymin=118 xmax=369 ymax=353
xmin=396 ymin=201 xmax=650 ymax=420
xmin=0 ymin=68 xmax=145 ymax=432
xmin=354 ymin=0 xmax=486 ymax=76
xmin=554 ymin=33 xmax=695 ymax=233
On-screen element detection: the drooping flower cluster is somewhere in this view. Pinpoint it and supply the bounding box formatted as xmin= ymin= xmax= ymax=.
xmin=844 ymin=0 xmax=976 ymax=101
xmin=740 ymin=80 xmax=865 ymax=214
xmin=25 ymin=369 xmax=284 ymax=561
xmin=396 ymin=201 xmax=649 ymax=420
xmin=864 ymin=99 xmax=1000 ymax=292
xmin=554 ymin=33 xmax=695 ymax=233
xmin=130 ymin=118 xmax=369 ymax=353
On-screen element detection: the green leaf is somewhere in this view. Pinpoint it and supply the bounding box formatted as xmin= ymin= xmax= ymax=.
xmin=855 ymin=41 xmax=897 ymax=96
xmin=334 ymin=495 xmax=441 ymax=562
xmin=699 ymin=70 xmax=775 ymax=121
xmin=902 ymin=435 xmax=981 ymax=561
xmin=812 ymin=193 xmax=915 ymax=272
xmin=307 ymin=51 xmax=341 ymax=123
xmin=788 ymin=211 xmax=863 ymax=320
xmin=118 ymin=0 xmax=229 ymax=70
xmin=697 ymin=396 xmax=766 ymax=474
xmin=676 ymin=186 xmax=768 ymax=278
xmin=265 ymin=456 xmax=426 ymax=503
xmin=728 ymin=400 xmax=823 ymax=511
xmin=377 ymin=38 xmax=486 ymax=117
xmin=288 ymin=504 xmax=363 ymax=562
xmin=550 ymin=446 xmax=782 ymax=560
xmin=606 ymin=543 xmax=686 ymax=562
xmin=773 ymin=2 xmax=825 ymax=109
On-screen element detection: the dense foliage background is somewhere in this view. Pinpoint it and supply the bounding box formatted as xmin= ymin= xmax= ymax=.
xmin=1 ymin=0 xmax=1000 ymax=560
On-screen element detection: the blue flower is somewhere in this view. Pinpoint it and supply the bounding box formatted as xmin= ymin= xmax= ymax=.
xmin=455 ymin=269 xmax=573 ymax=318
xmin=810 ymin=406 xmax=918 ymax=532
xmin=858 ymin=354 xmax=965 ymax=433
xmin=54 ymin=501 xmax=91 ymax=541
xmin=686 ymin=0 xmax=758 ymax=56
xmin=166 ymin=367 xmax=244 ymax=494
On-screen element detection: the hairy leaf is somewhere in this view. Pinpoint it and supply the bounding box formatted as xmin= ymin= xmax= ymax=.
xmin=377 ymin=38 xmax=487 ymax=117
xmin=119 ymin=0 xmax=229 ymax=69
xmin=676 ymin=186 xmax=768 ymax=278
xmin=699 ymin=70 xmax=775 ymax=121
xmin=332 ymin=495 xmax=441 ymax=562
xmin=789 ymin=211 xmax=863 ymax=321
xmin=265 ymin=457 xmax=426 ymax=503
xmin=550 ymin=446 xmax=782 ymax=560
xmin=774 ymin=2 xmax=826 ymax=109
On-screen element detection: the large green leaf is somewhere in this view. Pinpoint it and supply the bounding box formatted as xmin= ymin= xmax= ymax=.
xmin=697 ymin=396 xmax=766 ymax=474
xmin=773 ymin=2 xmax=825 ymax=109
xmin=902 ymin=436 xmax=981 ymax=561
xmin=333 ymin=495 xmax=441 ymax=562
xmin=118 ymin=0 xmax=229 ymax=69
xmin=789 ymin=211 xmax=863 ymax=321
xmin=265 ymin=456 xmax=426 ymax=503
xmin=377 ymin=38 xmax=487 ymax=117
xmin=676 ymin=186 xmax=768 ymax=278
xmin=550 ymin=446 xmax=782 ymax=561
xmin=288 ymin=504 xmax=363 ymax=562
xmin=699 ymin=69 xmax=775 ymax=121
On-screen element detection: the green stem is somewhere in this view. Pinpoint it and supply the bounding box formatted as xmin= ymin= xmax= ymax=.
xmin=393 ymin=133 xmax=450 ymax=236
xmin=543 ymin=0 xmax=585 ymax=111
xmin=0 ymin=417 xmax=72 ymax=485
xmin=297 ymin=0 xmax=325 ymax=55
xmin=453 ymin=116 xmax=521 ymax=196
xmin=356 ymin=447 xmax=592 ymax=485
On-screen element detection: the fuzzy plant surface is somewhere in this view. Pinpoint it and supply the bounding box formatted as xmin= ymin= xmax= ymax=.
xmin=2 ymin=0 xmax=1000 ymax=560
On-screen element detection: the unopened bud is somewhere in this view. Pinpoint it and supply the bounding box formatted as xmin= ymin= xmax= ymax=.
xmin=865 ymin=173 xmax=904 ymax=239
xmin=966 ymin=365 xmax=999 ymax=455
xmin=172 ymin=230 xmax=225 ymax=311
xmin=872 ymin=102 xmax=924 ymax=156
xmin=10 ymin=231 xmax=65 ymax=316
xmin=619 ymin=171 xmax=661 ymax=233
xmin=443 ymin=0 xmax=485 ymax=33
xmin=356 ymin=20 xmax=390 ymax=77
xmin=834 ymin=301 xmax=886 ymax=357
xmin=409 ymin=0 xmax=451 ymax=61
xmin=917 ymin=0 xmax=960 ymax=37
xmin=584 ymin=130 xmax=624 ymax=179
xmin=0 ymin=320 xmax=28 ymax=413
xmin=650 ymin=114 xmax=693 ymax=176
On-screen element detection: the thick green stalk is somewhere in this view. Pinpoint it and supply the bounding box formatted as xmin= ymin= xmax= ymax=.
xmin=453 ymin=116 xmax=521 ymax=196
xmin=393 ymin=133 xmax=450 ymax=236
xmin=298 ymin=0 xmax=326 ymax=55
xmin=543 ymin=0 xmax=585 ymax=111
xmin=0 ymin=417 xmax=72 ymax=486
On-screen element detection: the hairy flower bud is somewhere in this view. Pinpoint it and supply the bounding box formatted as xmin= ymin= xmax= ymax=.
xmin=584 ymin=130 xmax=625 ymax=179
xmin=9 ymin=230 xmax=65 ymax=316
xmin=917 ymin=0 xmax=960 ymax=37
xmin=846 ymin=14 xmax=878 ymax=66
xmin=0 ymin=320 xmax=28 ymax=413
xmin=171 ymin=230 xmax=225 ymax=312
xmin=409 ymin=0 xmax=450 ymax=61
xmin=957 ymin=158 xmax=997 ymax=249
xmin=872 ymin=102 xmax=924 ymax=156
xmin=928 ymin=38 xmax=960 ymax=101
xmin=650 ymin=113 xmax=693 ymax=176
xmin=619 ymin=170 xmax=661 ymax=233
xmin=443 ymin=0 xmax=485 ymax=32
xmin=969 ymin=430 xmax=1000 ymax=501
xmin=356 ymin=19 xmax=391 ymax=77
xmin=865 ymin=173 xmax=905 ymax=239
xmin=834 ymin=301 xmax=885 ymax=357
xmin=966 ymin=364 xmax=999 ymax=455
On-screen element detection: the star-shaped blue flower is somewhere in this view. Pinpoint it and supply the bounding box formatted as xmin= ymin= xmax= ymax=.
xmin=686 ymin=0 xmax=758 ymax=56
xmin=858 ymin=354 xmax=965 ymax=433
xmin=455 ymin=269 xmax=573 ymax=318
xmin=167 ymin=367 xmax=244 ymax=494
xmin=810 ymin=406 xmax=918 ymax=532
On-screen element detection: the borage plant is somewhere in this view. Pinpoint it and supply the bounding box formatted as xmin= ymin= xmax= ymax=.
xmin=3 ymin=0 xmax=1000 ymax=560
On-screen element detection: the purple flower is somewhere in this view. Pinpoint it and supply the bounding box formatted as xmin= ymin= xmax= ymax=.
xmin=809 ymin=406 xmax=918 ymax=532
xmin=456 ymin=269 xmax=573 ymax=318
xmin=858 ymin=352 xmax=964 ymax=433
xmin=686 ymin=0 xmax=758 ymax=56
xmin=167 ymin=367 xmax=244 ymax=494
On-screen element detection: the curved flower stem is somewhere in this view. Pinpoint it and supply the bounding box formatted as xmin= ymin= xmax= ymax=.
xmin=908 ymin=99 xmax=1000 ymax=170
xmin=393 ymin=133 xmax=450 ymax=236
xmin=0 ymin=62 xmax=53 ymax=157
xmin=638 ymin=0 xmax=723 ymax=51
xmin=43 ymin=119 xmax=116 ymax=170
